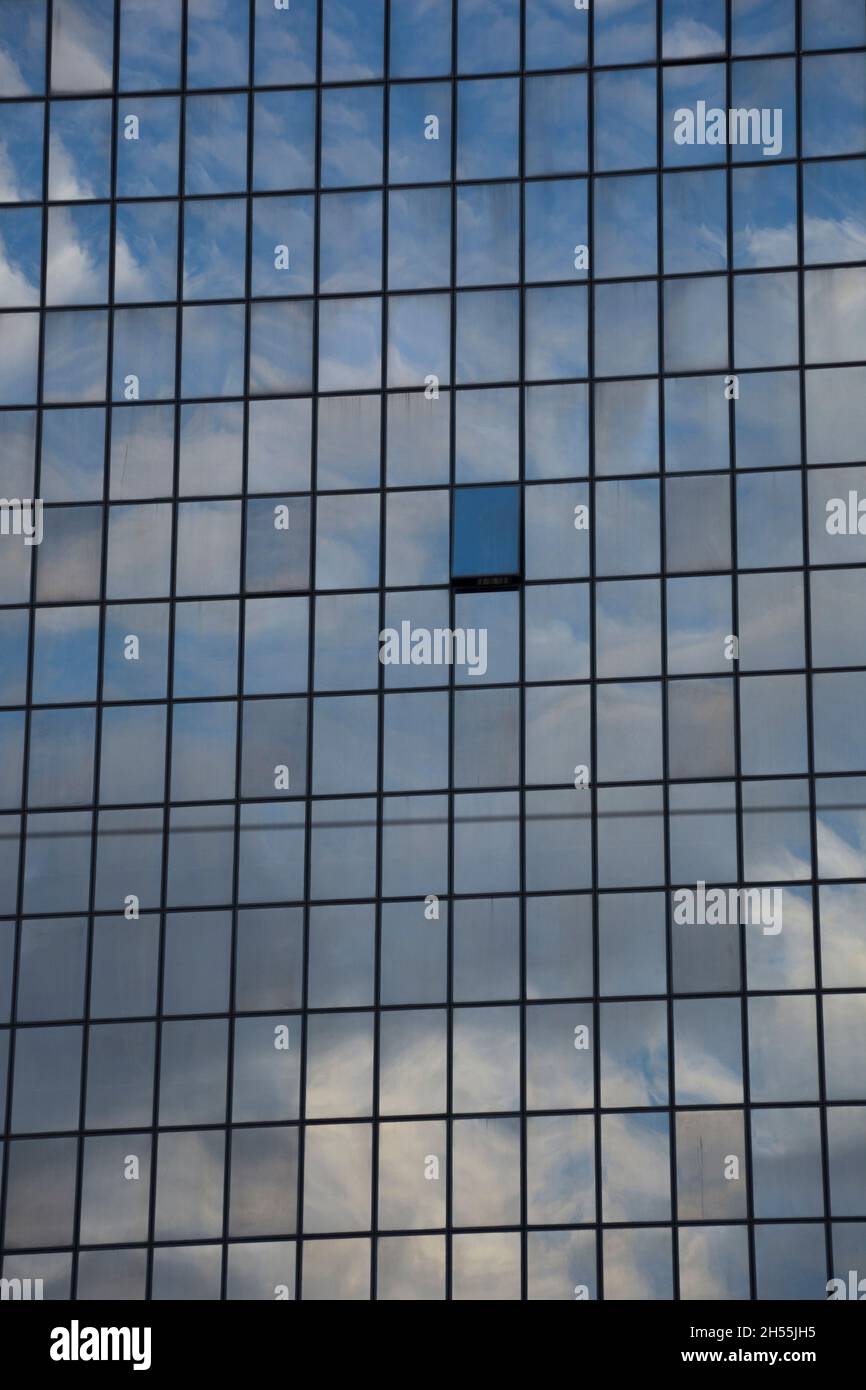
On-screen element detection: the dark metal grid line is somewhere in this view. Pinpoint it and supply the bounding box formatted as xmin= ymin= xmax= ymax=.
xmin=443 ymin=0 xmax=457 ymax=1298
xmin=0 ymin=862 xmax=864 ymax=909
xmin=3 ymin=141 xmax=864 ymax=216
xmin=587 ymin=0 xmax=604 ymax=1306
xmin=0 ymin=1208 xmax=858 ymax=1245
xmin=2 ymin=881 xmax=866 ymax=929
xmin=8 ymin=571 xmax=866 ymax=619
xmin=794 ymin=0 xmax=835 ymax=1293
xmin=142 ymin=0 xmax=190 ymax=1305
xmin=0 ymin=0 xmax=55 ymax=1269
xmin=723 ymin=0 xmax=759 ymax=1303
xmin=217 ymin=0 xmax=259 ymax=1301
xmin=6 ymin=561 xmax=866 ymax=613
xmin=0 ymin=32 xmax=858 ymax=108
xmin=3 ymin=350 xmax=862 ymax=382
xmin=517 ymin=0 xmax=528 ymax=1303
xmin=5 ymin=1202 xmax=861 ymax=1262
xmin=294 ymin=0 xmax=325 ymax=1304
xmin=0 ymin=1009 xmax=862 ymax=1083
xmin=6 ymin=656 xmax=866 ymax=717
xmin=11 ymin=768 xmax=866 ymax=808
xmin=7 ymin=250 xmax=866 ymax=312
xmin=3 ymin=1092 xmax=863 ymax=1143
xmin=1 ymin=353 xmax=866 ymax=410
xmin=8 ymin=448 xmax=866 ymax=502
xmin=655 ymin=0 xmax=680 ymax=1300
xmin=369 ymin=0 xmax=392 ymax=1303
xmin=69 ymin=0 xmax=122 ymax=1302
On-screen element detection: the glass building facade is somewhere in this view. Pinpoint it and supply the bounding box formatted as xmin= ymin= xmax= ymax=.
xmin=0 ymin=0 xmax=865 ymax=1302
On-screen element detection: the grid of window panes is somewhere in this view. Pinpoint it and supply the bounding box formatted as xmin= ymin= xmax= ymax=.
xmin=0 ymin=0 xmax=865 ymax=1302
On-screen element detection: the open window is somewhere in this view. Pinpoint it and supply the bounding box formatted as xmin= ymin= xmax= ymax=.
xmin=451 ymin=483 xmax=521 ymax=588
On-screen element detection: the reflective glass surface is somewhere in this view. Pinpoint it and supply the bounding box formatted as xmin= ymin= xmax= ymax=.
xmin=0 ymin=0 xmax=863 ymax=1305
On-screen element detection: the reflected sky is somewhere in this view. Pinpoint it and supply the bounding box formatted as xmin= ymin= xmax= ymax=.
xmin=1 ymin=0 xmax=865 ymax=1306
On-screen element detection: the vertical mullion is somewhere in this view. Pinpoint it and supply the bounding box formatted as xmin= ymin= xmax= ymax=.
xmin=587 ymin=0 xmax=603 ymax=1309
xmin=445 ymin=0 xmax=458 ymax=1306
xmin=727 ymin=1 xmax=759 ymax=1307
xmin=144 ymin=0 xmax=189 ymax=1305
xmin=295 ymin=0 xmax=325 ymax=1305
xmin=655 ymin=0 xmax=680 ymax=1304
xmin=0 ymin=0 xmax=54 ymax=1272
xmin=794 ymin=0 xmax=834 ymax=1294
xmin=517 ymin=0 xmax=527 ymax=1305
xmin=218 ymin=0 xmax=258 ymax=1304
xmin=371 ymin=0 xmax=390 ymax=1304
xmin=69 ymin=0 xmax=122 ymax=1302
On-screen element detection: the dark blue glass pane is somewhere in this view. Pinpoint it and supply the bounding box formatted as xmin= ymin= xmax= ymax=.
xmin=452 ymin=484 xmax=521 ymax=582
